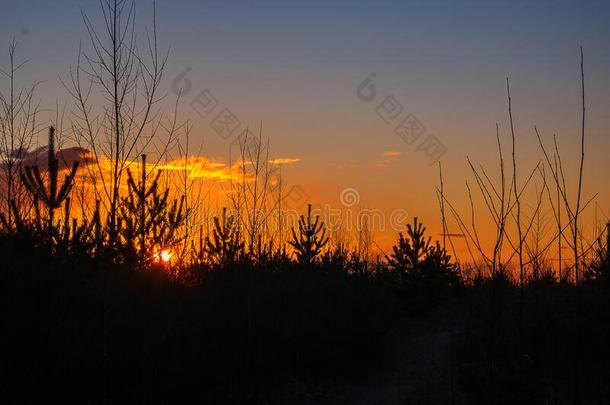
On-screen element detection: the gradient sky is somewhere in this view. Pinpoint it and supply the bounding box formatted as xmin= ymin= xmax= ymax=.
xmin=1 ymin=0 xmax=610 ymax=257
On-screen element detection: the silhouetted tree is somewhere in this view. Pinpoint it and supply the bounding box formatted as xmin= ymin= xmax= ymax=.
xmin=388 ymin=217 xmax=430 ymax=278
xmin=289 ymin=203 xmax=328 ymax=266
xmin=66 ymin=0 xmax=179 ymax=247
xmin=0 ymin=40 xmax=40 ymax=231
xmin=205 ymin=207 xmax=244 ymax=265
xmin=388 ymin=217 xmax=460 ymax=288
xmin=20 ymin=126 xmax=79 ymax=232
xmin=586 ymin=221 xmax=610 ymax=286
xmin=119 ymin=154 xmax=185 ymax=266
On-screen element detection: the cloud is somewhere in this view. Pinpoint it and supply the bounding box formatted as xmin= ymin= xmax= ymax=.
xmin=14 ymin=146 xmax=96 ymax=170
xmin=374 ymin=150 xmax=402 ymax=169
xmin=157 ymin=156 xmax=241 ymax=181
xmin=152 ymin=155 xmax=300 ymax=181
xmin=383 ymin=150 xmax=402 ymax=158
xmin=269 ymin=157 xmax=301 ymax=165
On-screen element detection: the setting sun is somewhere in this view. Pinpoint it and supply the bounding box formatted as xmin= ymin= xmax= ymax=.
xmin=160 ymin=250 xmax=172 ymax=263
xmin=153 ymin=249 xmax=173 ymax=264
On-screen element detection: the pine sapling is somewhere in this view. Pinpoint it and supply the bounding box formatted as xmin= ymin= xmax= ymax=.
xmin=20 ymin=126 xmax=79 ymax=237
xmin=289 ymin=203 xmax=328 ymax=266
xmin=205 ymin=207 xmax=244 ymax=265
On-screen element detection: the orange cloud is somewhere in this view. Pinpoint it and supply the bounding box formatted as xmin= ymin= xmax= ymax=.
xmin=156 ymin=157 xmax=239 ymax=181
xmin=383 ymin=150 xmax=402 ymax=158
xmin=269 ymin=157 xmax=301 ymax=165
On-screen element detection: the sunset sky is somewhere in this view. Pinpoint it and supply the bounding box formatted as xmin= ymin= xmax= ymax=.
xmin=1 ymin=0 xmax=610 ymax=258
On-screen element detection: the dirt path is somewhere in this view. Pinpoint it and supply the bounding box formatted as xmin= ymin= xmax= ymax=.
xmin=338 ymin=307 xmax=460 ymax=405
xmin=271 ymin=305 xmax=463 ymax=405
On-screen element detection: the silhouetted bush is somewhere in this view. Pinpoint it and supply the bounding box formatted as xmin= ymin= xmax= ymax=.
xmin=387 ymin=217 xmax=462 ymax=306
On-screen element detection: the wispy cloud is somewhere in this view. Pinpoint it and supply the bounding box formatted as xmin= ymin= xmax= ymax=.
xmin=269 ymin=157 xmax=301 ymax=165
xmin=383 ymin=150 xmax=402 ymax=158
xmin=157 ymin=157 xmax=239 ymax=181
